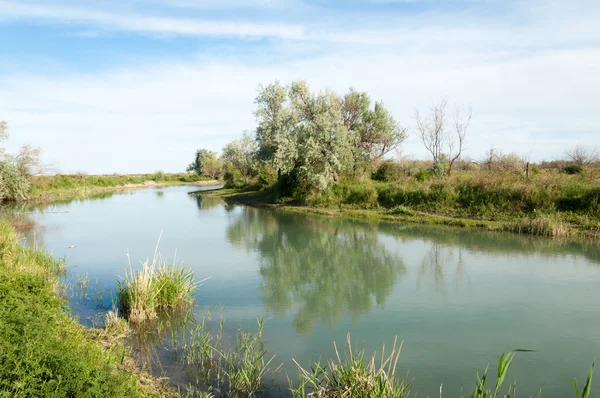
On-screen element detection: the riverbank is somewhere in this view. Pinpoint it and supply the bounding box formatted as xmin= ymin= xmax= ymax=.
xmin=0 ymin=220 xmax=177 ymax=397
xmin=205 ymin=185 xmax=600 ymax=239
xmin=28 ymin=173 xmax=221 ymax=202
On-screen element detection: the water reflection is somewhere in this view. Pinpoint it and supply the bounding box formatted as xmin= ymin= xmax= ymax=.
xmin=227 ymin=208 xmax=407 ymax=334
xmin=191 ymin=193 xmax=235 ymax=212
xmin=416 ymin=243 xmax=469 ymax=296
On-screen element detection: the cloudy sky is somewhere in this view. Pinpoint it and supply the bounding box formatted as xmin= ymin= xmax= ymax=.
xmin=0 ymin=0 xmax=598 ymax=173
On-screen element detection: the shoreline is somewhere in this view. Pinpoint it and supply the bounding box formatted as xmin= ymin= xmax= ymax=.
xmin=27 ymin=179 xmax=222 ymax=203
xmin=204 ymin=187 xmax=600 ymax=240
xmin=0 ymin=220 xmax=178 ymax=397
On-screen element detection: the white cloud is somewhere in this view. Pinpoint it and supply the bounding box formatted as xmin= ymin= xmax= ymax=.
xmin=0 ymin=0 xmax=599 ymax=173
xmin=0 ymin=1 xmax=305 ymax=39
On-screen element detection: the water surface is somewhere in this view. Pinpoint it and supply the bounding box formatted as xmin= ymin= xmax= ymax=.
xmin=20 ymin=185 xmax=600 ymax=397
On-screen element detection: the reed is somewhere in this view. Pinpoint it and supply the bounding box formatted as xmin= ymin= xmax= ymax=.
xmin=117 ymin=240 xmax=199 ymax=323
xmin=289 ymin=333 xmax=409 ymax=398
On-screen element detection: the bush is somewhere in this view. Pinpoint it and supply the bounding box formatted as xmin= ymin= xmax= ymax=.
xmin=414 ymin=169 xmax=432 ymax=182
xmin=0 ymin=161 xmax=30 ymax=202
xmin=564 ymin=164 xmax=583 ymax=175
xmin=343 ymin=183 xmax=378 ymax=206
xmin=372 ymin=160 xmax=401 ymax=182
xmin=151 ymin=170 xmax=165 ymax=182
xmin=432 ymin=160 xmax=447 ymax=176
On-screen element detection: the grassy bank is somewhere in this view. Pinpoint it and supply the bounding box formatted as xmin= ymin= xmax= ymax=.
xmin=0 ymin=221 xmax=174 ymax=397
xmin=28 ymin=173 xmax=221 ymax=202
xmin=205 ymin=168 xmax=600 ymax=239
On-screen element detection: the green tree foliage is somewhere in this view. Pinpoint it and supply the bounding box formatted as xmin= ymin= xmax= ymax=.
xmin=343 ymin=88 xmax=407 ymax=172
xmin=187 ymin=148 xmax=223 ymax=179
xmin=254 ymin=81 xmax=297 ymax=175
xmin=222 ymin=132 xmax=259 ymax=184
xmin=0 ymin=121 xmax=32 ymax=202
xmin=253 ymin=81 xmax=404 ymax=193
xmin=0 ymin=162 xmax=31 ymax=202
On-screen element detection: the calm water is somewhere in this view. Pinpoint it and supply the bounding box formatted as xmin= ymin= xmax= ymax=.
xmin=19 ymin=185 xmax=600 ymax=397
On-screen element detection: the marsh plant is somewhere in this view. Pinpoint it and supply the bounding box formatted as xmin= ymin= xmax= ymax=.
xmin=172 ymin=315 xmax=278 ymax=397
xmin=117 ymin=240 xmax=199 ymax=323
xmin=289 ymin=333 xmax=410 ymax=398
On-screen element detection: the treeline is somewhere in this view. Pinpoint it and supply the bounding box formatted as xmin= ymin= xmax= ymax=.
xmin=188 ymin=80 xmax=598 ymax=198
xmin=188 ymin=80 xmax=407 ymax=193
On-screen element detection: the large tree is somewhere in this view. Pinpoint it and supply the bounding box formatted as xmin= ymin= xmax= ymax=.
xmin=289 ymin=81 xmax=355 ymax=190
xmin=254 ymin=81 xmax=297 ymax=176
xmin=254 ymin=81 xmax=405 ymax=191
xmin=343 ymin=89 xmax=407 ymax=171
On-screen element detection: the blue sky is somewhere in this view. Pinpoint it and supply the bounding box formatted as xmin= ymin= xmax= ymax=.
xmin=1 ymin=0 xmax=599 ymax=174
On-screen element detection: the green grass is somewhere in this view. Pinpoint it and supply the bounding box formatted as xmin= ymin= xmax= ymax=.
xmin=0 ymin=221 xmax=167 ymax=397
xmin=207 ymin=168 xmax=600 ymax=239
xmin=117 ymin=247 xmax=199 ymax=323
xmin=290 ymin=333 xmax=409 ymax=398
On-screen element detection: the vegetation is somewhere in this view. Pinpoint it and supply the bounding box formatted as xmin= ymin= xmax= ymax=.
xmin=290 ymin=334 xmax=409 ymax=398
xmin=0 ymin=221 xmax=168 ymax=397
xmin=187 ymin=82 xmax=600 ymax=239
xmin=187 ymin=149 xmax=224 ymax=179
xmin=142 ymin=310 xmax=595 ymax=398
xmin=117 ymin=247 xmax=198 ymax=323
xmin=28 ymin=172 xmax=210 ymax=201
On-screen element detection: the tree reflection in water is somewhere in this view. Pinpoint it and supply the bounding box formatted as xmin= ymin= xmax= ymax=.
xmin=226 ymin=208 xmax=406 ymax=335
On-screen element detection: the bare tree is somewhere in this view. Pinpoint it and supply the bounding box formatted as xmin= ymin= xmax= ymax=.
xmin=415 ymin=98 xmax=448 ymax=165
xmin=448 ymin=106 xmax=472 ymax=175
xmin=565 ymin=145 xmax=599 ymax=166
xmin=10 ymin=144 xmax=56 ymax=177
xmin=414 ymin=99 xmax=471 ymax=175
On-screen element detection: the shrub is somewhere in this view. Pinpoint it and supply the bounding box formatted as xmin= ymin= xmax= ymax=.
xmin=432 ymin=160 xmax=447 ymax=176
xmin=151 ymin=170 xmax=165 ymax=182
xmin=414 ymin=169 xmax=432 ymax=182
xmin=0 ymin=161 xmax=30 ymax=202
xmin=372 ymin=160 xmax=402 ymax=182
xmin=564 ymin=164 xmax=583 ymax=175
xmin=344 ymin=183 xmax=378 ymax=206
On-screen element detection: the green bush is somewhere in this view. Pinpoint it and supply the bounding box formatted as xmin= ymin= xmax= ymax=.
xmin=372 ymin=160 xmax=402 ymax=182
xmin=343 ymin=183 xmax=378 ymax=206
xmin=564 ymin=164 xmax=583 ymax=175
xmin=0 ymin=161 xmax=30 ymax=202
xmin=151 ymin=170 xmax=165 ymax=182
xmin=414 ymin=169 xmax=432 ymax=182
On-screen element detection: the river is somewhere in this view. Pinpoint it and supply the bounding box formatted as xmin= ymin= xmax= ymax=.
xmin=18 ymin=185 xmax=600 ymax=397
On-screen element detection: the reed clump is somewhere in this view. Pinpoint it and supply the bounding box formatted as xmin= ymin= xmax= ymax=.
xmin=117 ymin=247 xmax=198 ymax=323
xmin=289 ymin=333 xmax=410 ymax=398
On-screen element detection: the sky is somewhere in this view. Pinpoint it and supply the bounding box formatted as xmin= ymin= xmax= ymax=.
xmin=0 ymin=0 xmax=599 ymax=174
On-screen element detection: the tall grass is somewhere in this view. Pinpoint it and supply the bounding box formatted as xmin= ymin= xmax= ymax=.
xmin=117 ymin=241 xmax=199 ymax=323
xmin=169 ymin=314 xmax=278 ymax=397
xmin=289 ymin=333 xmax=409 ymax=398
xmin=0 ymin=221 xmax=161 ymax=397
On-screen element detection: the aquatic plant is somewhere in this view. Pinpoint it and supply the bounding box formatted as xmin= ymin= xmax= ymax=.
xmin=0 ymin=220 xmax=160 ymax=397
xmin=117 ymin=241 xmax=199 ymax=323
xmin=289 ymin=333 xmax=409 ymax=398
